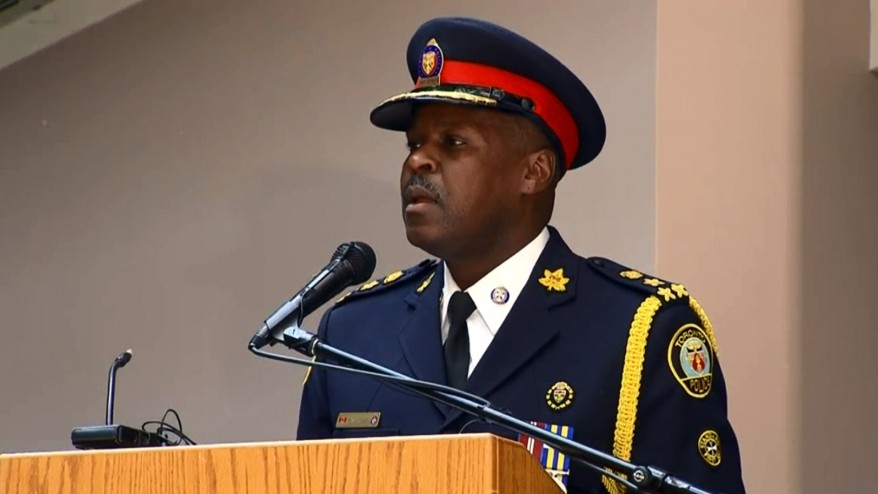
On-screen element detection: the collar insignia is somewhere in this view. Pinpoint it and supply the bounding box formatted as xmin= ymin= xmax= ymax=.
xmin=491 ymin=287 xmax=510 ymax=304
xmin=538 ymin=268 xmax=570 ymax=292
xmin=416 ymin=271 xmax=435 ymax=294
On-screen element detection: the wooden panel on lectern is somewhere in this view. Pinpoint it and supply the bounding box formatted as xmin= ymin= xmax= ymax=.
xmin=0 ymin=433 xmax=562 ymax=494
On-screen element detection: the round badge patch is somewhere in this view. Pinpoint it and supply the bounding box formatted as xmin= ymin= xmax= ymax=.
xmin=697 ymin=430 xmax=722 ymax=467
xmin=546 ymin=381 xmax=574 ymax=411
xmin=491 ymin=287 xmax=510 ymax=304
xmin=667 ymin=323 xmax=714 ymax=398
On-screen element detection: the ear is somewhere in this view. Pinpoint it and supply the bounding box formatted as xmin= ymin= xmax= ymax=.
xmin=520 ymin=148 xmax=557 ymax=195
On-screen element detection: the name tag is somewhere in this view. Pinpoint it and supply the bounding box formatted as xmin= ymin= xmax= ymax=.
xmin=335 ymin=411 xmax=382 ymax=429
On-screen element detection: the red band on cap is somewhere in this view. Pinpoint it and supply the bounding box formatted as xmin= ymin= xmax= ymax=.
xmin=416 ymin=60 xmax=579 ymax=169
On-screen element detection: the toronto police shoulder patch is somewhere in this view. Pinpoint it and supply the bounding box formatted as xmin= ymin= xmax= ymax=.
xmin=667 ymin=323 xmax=714 ymax=398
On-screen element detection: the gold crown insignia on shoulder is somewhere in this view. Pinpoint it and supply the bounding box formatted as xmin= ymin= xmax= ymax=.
xmin=587 ymin=257 xmax=689 ymax=303
xmin=335 ymin=259 xmax=438 ymax=305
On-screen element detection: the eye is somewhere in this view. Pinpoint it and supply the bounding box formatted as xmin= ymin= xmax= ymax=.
xmin=406 ymin=140 xmax=421 ymax=152
xmin=446 ymin=135 xmax=466 ymax=147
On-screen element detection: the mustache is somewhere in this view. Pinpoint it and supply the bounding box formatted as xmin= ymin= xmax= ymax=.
xmin=401 ymin=175 xmax=443 ymax=203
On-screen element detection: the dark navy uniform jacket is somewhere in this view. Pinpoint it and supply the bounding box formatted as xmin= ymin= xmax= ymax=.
xmin=297 ymin=228 xmax=744 ymax=494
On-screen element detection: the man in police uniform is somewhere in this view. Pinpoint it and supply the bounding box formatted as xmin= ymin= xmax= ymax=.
xmin=297 ymin=17 xmax=745 ymax=494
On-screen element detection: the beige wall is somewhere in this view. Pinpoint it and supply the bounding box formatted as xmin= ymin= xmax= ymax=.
xmin=801 ymin=0 xmax=878 ymax=491
xmin=656 ymin=2 xmax=803 ymax=492
xmin=658 ymin=0 xmax=878 ymax=493
xmin=0 ymin=1 xmax=657 ymax=453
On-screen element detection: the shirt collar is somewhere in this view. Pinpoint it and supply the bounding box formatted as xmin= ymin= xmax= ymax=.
xmin=441 ymin=227 xmax=550 ymax=334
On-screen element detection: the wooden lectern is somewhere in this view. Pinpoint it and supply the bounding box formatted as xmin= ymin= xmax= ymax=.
xmin=0 ymin=433 xmax=562 ymax=493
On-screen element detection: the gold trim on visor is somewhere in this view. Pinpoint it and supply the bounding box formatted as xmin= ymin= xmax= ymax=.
xmin=379 ymin=89 xmax=499 ymax=107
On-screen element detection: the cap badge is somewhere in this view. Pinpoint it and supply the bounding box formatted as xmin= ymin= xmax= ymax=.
xmin=668 ymin=323 xmax=714 ymax=398
xmin=546 ymin=381 xmax=574 ymax=411
xmin=491 ymin=287 xmax=510 ymax=304
xmin=417 ymin=38 xmax=444 ymax=87
xmin=538 ymin=268 xmax=570 ymax=292
xmin=697 ymin=430 xmax=722 ymax=467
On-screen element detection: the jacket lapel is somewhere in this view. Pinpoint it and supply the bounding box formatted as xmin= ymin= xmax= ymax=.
xmin=442 ymin=228 xmax=579 ymax=428
xmin=397 ymin=264 xmax=451 ymax=417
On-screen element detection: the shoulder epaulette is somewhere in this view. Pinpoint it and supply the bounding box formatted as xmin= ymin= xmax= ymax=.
xmin=587 ymin=257 xmax=689 ymax=303
xmin=333 ymin=258 xmax=439 ymax=306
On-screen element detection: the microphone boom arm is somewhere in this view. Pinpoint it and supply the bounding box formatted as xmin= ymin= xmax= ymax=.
xmin=106 ymin=349 xmax=132 ymax=425
xmin=256 ymin=324 xmax=715 ymax=494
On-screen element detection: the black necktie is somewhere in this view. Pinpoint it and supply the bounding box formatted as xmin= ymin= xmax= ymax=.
xmin=444 ymin=291 xmax=476 ymax=389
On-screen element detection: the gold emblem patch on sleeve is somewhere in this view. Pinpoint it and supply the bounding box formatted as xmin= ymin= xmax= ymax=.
xmin=697 ymin=430 xmax=722 ymax=467
xmin=667 ymin=323 xmax=714 ymax=398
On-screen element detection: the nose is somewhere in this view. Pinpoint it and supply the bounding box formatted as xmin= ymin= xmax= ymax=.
xmin=404 ymin=143 xmax=438 ymax=175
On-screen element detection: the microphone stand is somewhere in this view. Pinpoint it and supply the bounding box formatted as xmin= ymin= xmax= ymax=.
xmin=71 ymin=349 xmax=164 ymax=450
xmin=249 ymin=324 xmax=716 ymax=494
xmin=106 ymin=349 xmax=131 ymax=425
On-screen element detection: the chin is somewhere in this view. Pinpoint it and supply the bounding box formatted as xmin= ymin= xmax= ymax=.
xmin=404 ymin=224 xmax=445 ymax=258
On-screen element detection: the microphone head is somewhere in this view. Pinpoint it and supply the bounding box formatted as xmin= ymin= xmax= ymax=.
xmin=339 ymin=241 xmax=376 ymax=284
xmin=115 ymin=349 xmax=133 ymax=368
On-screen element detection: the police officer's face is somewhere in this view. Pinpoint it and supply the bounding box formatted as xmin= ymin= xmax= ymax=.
xmin=401 ymin=104 xmax=530 ymax=260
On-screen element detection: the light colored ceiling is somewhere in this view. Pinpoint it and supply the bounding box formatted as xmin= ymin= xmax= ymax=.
xmin=0 ymin=0 xmax=141 ymax=71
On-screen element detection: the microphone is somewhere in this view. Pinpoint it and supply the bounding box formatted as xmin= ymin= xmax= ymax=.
xmin=106 ymin=349 xmax=133 ymax=425
xmin=249 ymin=241 xmax=376 ymax=349
xmin=71 ymin=349 xmax=164 ymax=449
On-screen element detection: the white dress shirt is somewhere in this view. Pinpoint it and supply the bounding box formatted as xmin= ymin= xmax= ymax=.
xmin=440 ymin=227 xmax=551 ymax=376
